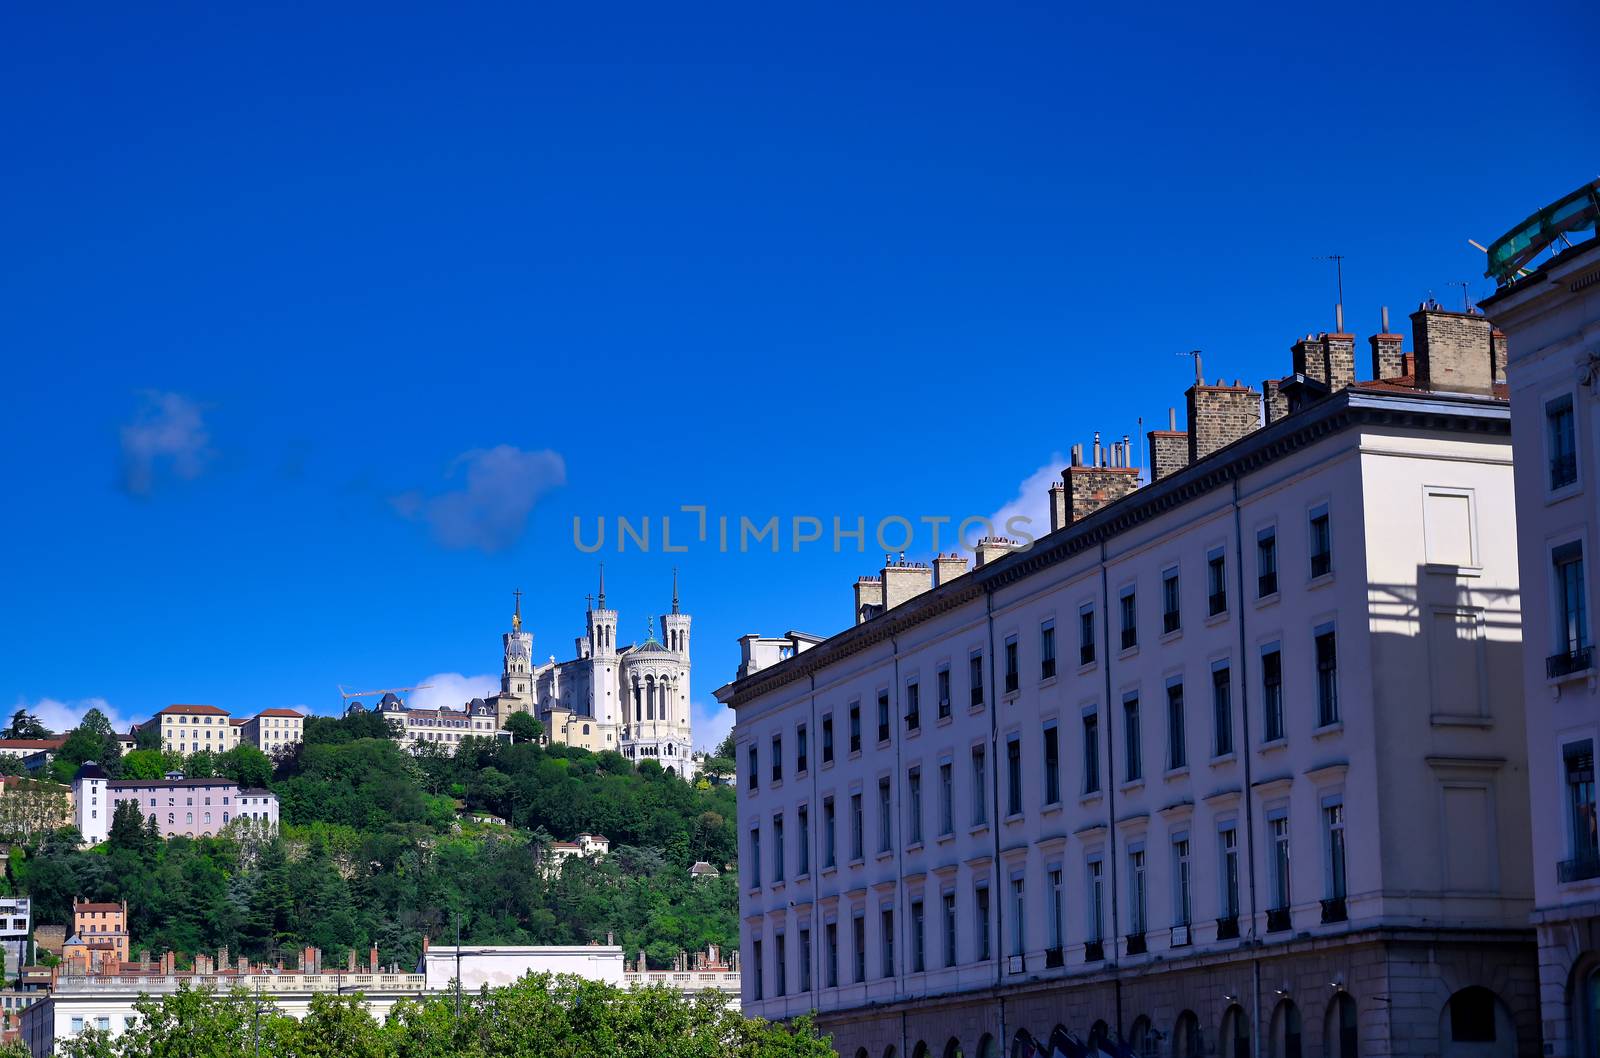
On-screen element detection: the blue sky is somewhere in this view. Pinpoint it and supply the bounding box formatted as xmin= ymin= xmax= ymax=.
xmin=3 ymin=2 xmax=1594 ymax=749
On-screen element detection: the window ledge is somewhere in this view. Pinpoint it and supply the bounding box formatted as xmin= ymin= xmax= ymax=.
xmin=968 ymin=823 xmax=991 ymax=838
xmin=1003 ymin=812 xmax=1026 ymax=826
xmin=1312 ymin=721 xmax=1344 ymax=740
xmin=1078 ymin=661 xmax=1098 ymax=675
xmin=936 ymin=832 xmax=956 ymax=846
xmin=876 ymin=739 xmax=892 ymax=751
xmin=1160 ymin=628 xmax=1182 ymax=645
xmin=770 ymin=880 xmax=785 ymax=893
xmin=848 ymin=858 xmax=865 ymax=869
xmin=1002 ymin=691 xmax=1020 ymax=705
xmin=875 ymin=850 xmax=894 ymax=863
xmin=904 ymin=842 xmax=924 ymax=855
xmin=1209 ymin=751 xmax=1238 ymax=768
xmin=792 ymin=873 xmax=810 ymax=885
xmin=1307 ymin=571 xmax=1335 ymax=590
xmin=1259 ymin=737 xmax=1288 ymax=753
xmin=1163 ymin=766 xmax=1191 ymax=782
xmin=1430 ymin=713 xmax=1493 ymax=729
xmin=1119 ymin=645 xmax=1140 ymax=660
xmin=1254 ymin=592 xmax=1280 ymax=609
xmin=969 ymin=702 xmax=987 ymax=716
xmin=770 ymin=780 xmax=783 ymax=792
xmin=1040 ymin=801 xmax=1064 ymax=817
xmin=1205 ymin=611 xmax=1230 ymax=627
xmin=1546 ymin=483 xmax=1584 ymax=507
xmin=1080 ymin=790 xmax=1104 ymax=808
xmin=905 ymin=726 xmax=922 ymax=740
xmin=849 ymin=750 xmax=862 ymax=761
xmin=1039 ymin=675 xmax=1058 ymax=690
xmin=794 ymin=770 xmax=808 ymax=782
xmin=821 ymin=759 xmax=835 ymax=771
xmin=1119 ymin=779 xmax=1145 ymax=794
xmin=937 ymin=715 xmax=954 ymax=728
xmin=1425 ymin=563 xmax=1483 ymax=578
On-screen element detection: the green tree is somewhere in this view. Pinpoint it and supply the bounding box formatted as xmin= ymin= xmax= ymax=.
xmin=120 ymin=748 xmax=168 ymax=780
xmin=3 ymin=709 xmax=49 ymax=740
xmin=217 ymin=745 xmax=273 ymax=788
xmin=502 ymin=712 xmax=541 ymax=744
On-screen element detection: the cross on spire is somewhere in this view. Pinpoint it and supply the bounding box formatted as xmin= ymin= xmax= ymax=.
xmin=512 ymin=588 xmax=523 ymax=633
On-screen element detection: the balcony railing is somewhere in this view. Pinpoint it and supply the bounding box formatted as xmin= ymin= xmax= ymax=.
xmin=1559 ymin=853 xmax=1600 ymax=883
xmin=1266 ymin=907 xmax=1292 ymax=933
xmin=1548 ymin=646 xmax=1594 ymax=679
xmin=1215 ymin=915 xmax=1239 ymax=940
xmin=1044 ymin=947 xmax=1064 ymax=969
xmin=1083 ymin=940 xmax=1104 ymax=963
xmin=1319 ymin=896 xmax=1347 ymax=923
xmin=1125 ymin=932 xmax=1146 ymax=955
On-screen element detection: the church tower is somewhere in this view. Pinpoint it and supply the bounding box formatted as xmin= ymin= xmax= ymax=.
xmin=501 ymin=589 xmax=534 ymax=712
xmin=661 ymin=567 xmax=692 ymax=659
xmin=586 ymin=565 xmax=620 ymax=725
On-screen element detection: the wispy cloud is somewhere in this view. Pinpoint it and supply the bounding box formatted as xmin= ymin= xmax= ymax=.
xmin=409 ymin=673 xmax=499 ymax=712
xmin=10 ymin=696 xmax=133 ymax=736
xmin=692 ymin=698 xmax=734 ymax=754
xmin=985 ymin=453 xmax=1065 ymax=550
xmin=119 ymin=391 xmax=214 ymax=497
xmin=393 ymin=445 xmax=566 ymax=553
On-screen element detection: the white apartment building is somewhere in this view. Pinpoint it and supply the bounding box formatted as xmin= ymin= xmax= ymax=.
xmin=372 ymin=692 xmax=508 ymax=752
xmin=719 ymin=311 xmax=1539 ymax=1058
xmin=0 ymin=897 xmax=31 ymax=980
xmin=1482 ymin=185 xmax=1600 ymax=1058
xmin=241 ymin=708 xmax=305 ymax=755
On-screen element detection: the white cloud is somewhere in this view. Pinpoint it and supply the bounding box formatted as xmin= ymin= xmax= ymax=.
xmin=692 ymin=699 xmax=734 ymax=755
xmin=120 ymin=391 xmax=214 ymax=496
xmin=408 ymin=673 xmax=499 ymax=712
xmin=392 ymin=445 xmax=566 ymax=553
xmin=984 ymin=453 xmax=1065 ymax=553
xmin=10 ymin=696 xmax=133 ymax=737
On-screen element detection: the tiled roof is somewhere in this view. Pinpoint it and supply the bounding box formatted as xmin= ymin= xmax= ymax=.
xmin=157 ymin=705 xmax=229 ymax=717
xmin=255 ymin=708 xmax=304 ymax=718
xmin=0 ymin=738 xmax=67 ymax=751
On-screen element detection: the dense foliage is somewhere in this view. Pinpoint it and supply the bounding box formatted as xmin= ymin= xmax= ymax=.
xmin=6 ymin=712 xmax=739 ymax=969
xmin=56 ymin=975 xmax=828 ymax=1058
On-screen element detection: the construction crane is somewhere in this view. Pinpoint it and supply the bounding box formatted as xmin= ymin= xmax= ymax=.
xmin=338 ymin=684 xmax=432 ymax=701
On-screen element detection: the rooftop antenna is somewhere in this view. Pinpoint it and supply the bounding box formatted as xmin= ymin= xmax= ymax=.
xmin=1177 ymin=350 xmax=1203 ymax=385
xmin=1449 ymin=280 xmax=1472 ymax=313
xmin=1318 ymin=255 xmax=1346 ymax=332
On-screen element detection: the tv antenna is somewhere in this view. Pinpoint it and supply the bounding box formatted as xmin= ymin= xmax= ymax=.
xmin=1177 ymin=349 xmax=1203 ymax=384
xmin=1318 ymin=255 xmax=1346 ymax=331
xmin=1448 ymin=280 xmax=1472 ymax=313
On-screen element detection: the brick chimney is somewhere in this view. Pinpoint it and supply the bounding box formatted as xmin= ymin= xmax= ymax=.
xmin=1491 ymin=328 xmax=1508 ymax=384
xmin=1412 ymin=303 xmax=1494 ymax=394
xmin=973 ymin=537 xmax=1018 ymax=567
xmin=1064 ymin=461 xmax=1139 ymax=523
xmin=1261 ymin=379 xmax=1290 ymax=424
xmin=1048 ymin=481 xmax=1068 ymax=531
xmin=1187 ymin=379 xmax=1261 ymax=461
xmin=1146 ymin=407 xmax=1188 ymax=481
xmin=933 ymin=553 xmax=969 ymax=586
xmin=880 ymin=555 xmax=933 ymax=610
xmin=852 ymin=577 xmax=883 ymax=625
xmin=369 ymin=945 xmax=379 ymax=972
xmin=1291 ymin=333 xmax=1356 ymax=393
xmin=347 ymin=948 xmax=357 ymax=972
xmin=1370 ymin=306 xmax=1406 ymax=379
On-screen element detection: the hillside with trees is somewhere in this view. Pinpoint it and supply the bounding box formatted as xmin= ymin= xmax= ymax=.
xmin=4 ymin=711 xmax=740 ymax=969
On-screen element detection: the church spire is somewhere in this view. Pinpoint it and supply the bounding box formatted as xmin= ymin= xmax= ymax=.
xmin=597 ymin=562 xmax=607 ymax=610
xmin=512 ymin=588 xmax=523 ymax=633
xmin=671 ymin=566 xmax=679 ymax=614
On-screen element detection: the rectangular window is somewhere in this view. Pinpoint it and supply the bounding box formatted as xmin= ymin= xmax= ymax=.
xmin=1043 ymin=724 xmax=1061 ymax=805
xmin=1555 ymin=541 xmax=1591 ymax=666
xmin=1083 ymin=712 xmax=1101 ymax=793
xmin=1010 ymin=876 xmax=1026 ymax=956
xmin=1212 ymin=664 xmax=1234 ymax=756
xmin=825 ymin=923 xmax=838 ymax=987
xmin=911 ymin=900 xmax=926 ymax=972
xmin=1549 ymin=393 xmax=1578 ymax=490
xmin=823 ymin=797 xmax=836 ymax=868
xmin=1270 ymin=815 xmax=1292 ymax=911
xmin=1004 ymin=636 xmax=1020 ymax=694
xmin=971 ymin=746 xmax=988 ymax=826
xmin=969 ymin=652 xmax=984 ymax=707
xmin=852 ymin=912 xmax=866 ymax=983
xmin=772 ymin=735 xmax=783 ymax=784
xmin=1166 ymin=681 xmax=1186 ymax=770
xmin=905 ymin=681 xmax=920 ymax=731
xmin=849 ymin=704 xmax=862 ymax=754
xmin=822 ymin=714 xmax=834 ymax=764
xmin=975 ymin=884 xmax=991 ymax=961
xmin=1128 ymin=849 xmax=1147 ymax=934
xmin=774 ymin=933 xmax=786 ymax=997
xmin=752 ymin=938 xmax=763 ymax=1000
xmin=1310 ymin=505 xmax=1332 ymax=578
xmin=908 ymin=767 xmax=923 ymax=845
xmin=1208 ymin=550 xmax=1227 ymax=615
xmin=1048 ymin=867 xmax=1065 ymax=951
xmin=1005 ymin=736 xmax=1023 ymax=816
xmin=1173 ymin=837 xmax=1192 ymax=927
xmin=773 ymin=814 xmax=784 ymax=882
xmin=1220 ymin=825 xmax=1240 ymax=918
xmin=1079 ymin=606 xmax=1096 ymax=666
xmin=1262 ymin=646 xmax=1284 ymax=742
xmin=1120 ymin=588 xmax=1138 ymax=650
xmin=750 ymin=827 xmax=761 ymax=889
xmin=880 ymin=909 xmax=894 ymax=978
xmin=799 ymin=928 xmax=812 ymax=992
xmin=942 ymin=892 xmax=958 ymax=967
xmin=937 ymin=668 xmax=952 ymax=719
xmin=877 ymin=692 xmax=891 ymax=743
xmin=1315 ymin=627 xmax=1340 ymax=727
xmin=798 ymin=806 xmax=810 ymax=876
xmin=1162 ymin=569 xmax=1181 ymax=634
xmin=1258 ymin=526 xmax=1278 ymax=597
xmin=1324 ymin=802 xmax=1347 ymax=900
xmin=797 ymin=725 xmax=808 ymax=773
xmin=1567 ymin=741 xmax=1599 ymax=866
xmin=748 ymin=745 xmax=758 ymax=790
xmin=850 ymin=793 xmax=864 ymax=861
xmin=878 ymin=778 xmax=892 ymax=853
xmin=1041 ymin=620 xmax=1056 ymax=680
xmin=939 ymin=761 xmax=954 ymax=835
xmin=1087 ymin=859 xmax=1105 ymax=941
xmin=1123 ymin=695 xmax=1142 ymax=782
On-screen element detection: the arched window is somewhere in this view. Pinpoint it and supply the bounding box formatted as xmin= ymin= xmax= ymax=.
xmin=911 ymin=1041 xmax=929 ymax=1058
xmin=1086 ymin=1023 xmax=1109 ymax=1050
xmin=942 ymin=1038 xmax=963 ymax=1058
xmin=1173 ymin=1011 xmax=1202 ymax=1058
xmin=1325 ymin=994 xmax=1357 ymax=1058
xmin=884 ymin=1047 xmax=897 ymax=1058
xmin=1443 ymin=986 xmax=1501 ymax=1044
xmin=1220 ymin=1004 xmax=1250 ymax=1058
xmin=1128 ymin=1016 xmax=1155 ymax=1058
xmin=855 ymin=1048 xmax=868 ymax=1058
xmin=1010 ymin=1030 xmax=1032 ymax=1058
xmin=1269 ymin=999 xmax=1302 ymax=1058
xmin=976 ymin=1035 xmax=998 ymax=1058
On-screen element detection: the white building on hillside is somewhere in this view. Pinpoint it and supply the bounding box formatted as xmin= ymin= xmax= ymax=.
xmin=718 ymin=308 xmax=1537 ymax=1058
xmin=1482 ymin=185 xmax=1600 ymax=1058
